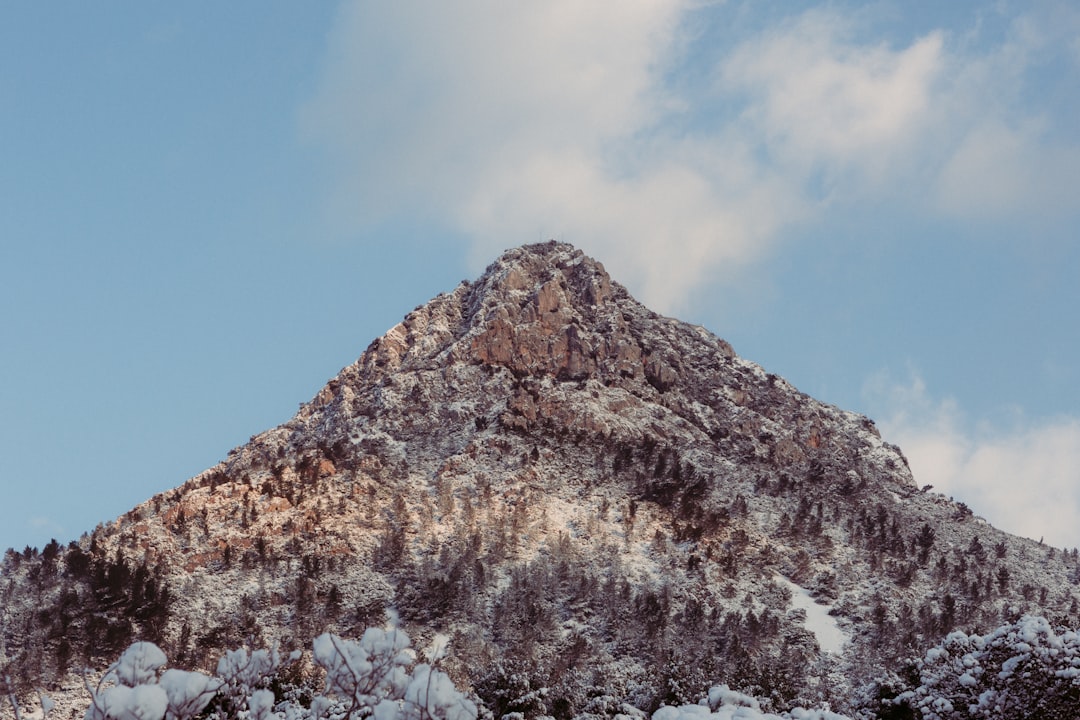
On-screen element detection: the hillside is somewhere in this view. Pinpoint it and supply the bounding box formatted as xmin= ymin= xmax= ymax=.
xmin=3 ymin=241 xmax=1079 ymax=718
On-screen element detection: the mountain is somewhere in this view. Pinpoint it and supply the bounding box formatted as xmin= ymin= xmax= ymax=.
xmin=3 ymin=241 xmax=1080 ymax=717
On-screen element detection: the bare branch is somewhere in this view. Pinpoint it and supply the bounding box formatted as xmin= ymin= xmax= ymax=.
xmin=4 ymin=673 xmax=23 ymax=720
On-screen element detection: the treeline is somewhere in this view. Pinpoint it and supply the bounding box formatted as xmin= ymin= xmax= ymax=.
xmin=2 ymin=539 xmax=169 ymax=685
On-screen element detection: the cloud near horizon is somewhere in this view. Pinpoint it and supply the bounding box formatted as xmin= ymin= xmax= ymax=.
xmin=866 ymin=372 xmax=1080 ymax=550
xmin=301 ymin=1 xmax=1080 ymax=312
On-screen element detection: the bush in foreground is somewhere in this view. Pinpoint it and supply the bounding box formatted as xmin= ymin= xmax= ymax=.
xmin=6 ymin=626 xmax=477 ymax=720
xmin=888 ymin=615 xmax=1080 ymax=719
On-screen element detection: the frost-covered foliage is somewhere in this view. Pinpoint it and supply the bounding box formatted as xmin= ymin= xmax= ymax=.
xmin=53 ymin=626 xmax=478 ymax=720
xmin=651 ymin=684 xmax=852 ymax=720
xmin=213 ymin=645 xmax=302 ymax=717
xmin=83 ymin=641 xmax=219 ymax=720
xmin=891 ymin=614 xmax=1080 ymax=719
xmin=158 ymin=669 xmax=223 ymax=720
xmin=311 ymin=628 xmax=413 ymax=715
xmin=310 ymin=627 xmax=477 ymax=720
xmin=9 ymin=630 xmax=856 ymax=720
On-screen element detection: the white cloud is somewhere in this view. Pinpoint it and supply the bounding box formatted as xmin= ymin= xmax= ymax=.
xmin=301 ymin=2 xmax=1080 ymax=310
xmin=928 ymin=5 xmax=1080 ymax=220
xmin=935 ymin=119 xmax=1080 ymax=218
xmin=299 ymin=0 xmax=812 ymax=312
xmin=720 ymin=11 xmax=945 ymax=189
xmin=303 ymin=1 xmax=681 ymax=204
xmin=456 ymin=141 xmax=807 ymax=311
xmin=719 ymin=5 xmax=1080 ymax=218
xmin=866 ymin=372 xmax=1080 ymax=550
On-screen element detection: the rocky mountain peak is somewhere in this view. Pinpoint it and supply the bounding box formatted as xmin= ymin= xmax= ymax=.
xmin=306 ymin=241 xmax=735 ymax=421
xmin=284 ymin=241 xmax=905 ymax=502
xmin=470 ymin=243 xmax=652 ymax=383
xmin=464 ymin=241 xmax=618 ymax=379
xmin=471 ymin=240 xmax=615 ymax=311
xmin=342 ymin=241 xmax=630 ymax=383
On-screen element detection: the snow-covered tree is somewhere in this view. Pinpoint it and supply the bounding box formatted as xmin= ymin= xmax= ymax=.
xmin=890 ymin=615 xmax=1080 ymax=719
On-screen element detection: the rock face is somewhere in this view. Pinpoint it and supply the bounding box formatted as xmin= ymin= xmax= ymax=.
xmin=4 ymin=241 xmax=1080 ymax=716
xmin=294 ymin=241 xmax=892 ymax=491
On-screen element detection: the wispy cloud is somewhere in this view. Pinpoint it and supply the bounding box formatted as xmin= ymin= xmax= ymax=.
xmin=719 ymin=10 xmax=945 ymax=191
xmin=866 ymin=371 xmax=1080 ymax=550
xmin=935 ymin=118 xmax=1080 ymax=219
xmin=301 ymin=0 xmax=793 ymax=313
xmin=301 ymin=1 xmax=1080 ymax=311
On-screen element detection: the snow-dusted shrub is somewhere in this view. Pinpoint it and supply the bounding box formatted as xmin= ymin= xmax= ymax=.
xmin=311 ymin=629 xmax=477 ymax=720
xmin=62 ymin=626 xmax=478 ymax=720
xmin=649 ymin=684 xmax=852 ymax=720
xmin=82 ymin=641 xmax=220 ymax=720
xmin=893 ymin=614 xmax=1080 ymax=719
xmin=158 ymin=669 xmax=222 ymax=719
xmin=113 ymin=644 xmax=168 ymax=688
xmin=401 ymin=663 xmax=478 ymax=720
xmin=213 ymin=645 xmax=299 ymax=717
xmin=311 ymin=628 xmax=413 ymax=715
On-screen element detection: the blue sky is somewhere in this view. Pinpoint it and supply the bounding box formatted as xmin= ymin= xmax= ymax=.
xmin=3 ymin=1 xmax=1079 ymax=553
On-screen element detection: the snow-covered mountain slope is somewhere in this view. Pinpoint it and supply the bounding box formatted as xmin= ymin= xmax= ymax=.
xmin=4 ymin=242 xmax=1079 ymax=716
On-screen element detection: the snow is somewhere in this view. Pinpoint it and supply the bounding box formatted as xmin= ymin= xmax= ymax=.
xmin=404 ymin=664 xmax=479 ymax=720
xmin=651 ymin=685 xmax=852 ymax=720
xmin=311 ymin=628 xmax=477 ymax=720
xmin=158 ymin=669 xmax=220 ymax=718
xmin=216 ymin=647 xmax=282 ymax=692
xmin=86 ymin=685 xmax=168 ymax=720
xmin=313 ymin=628 xmax=415 ymax=706
xmin=707 ymin=686 xmax=761 ymax=711
xmin=247 ymin=689 xmax=275 ymax=720
xmin=71 ymin=628 xmax=479 ymax=720
xmin=774 ymin=575 xmax=849 ymax=654
xmin=113 ymin=642 xmax=167 ymax=687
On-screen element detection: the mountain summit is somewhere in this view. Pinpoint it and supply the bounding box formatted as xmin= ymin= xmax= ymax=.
xmin=4 ymin=242 xmax=1079 ymax=717
xmin=296 ymin=240 xmax=906 ymax=494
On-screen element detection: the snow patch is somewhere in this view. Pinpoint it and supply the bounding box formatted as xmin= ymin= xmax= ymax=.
xmin=775 ymin=575 xmax=849 ymax=654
